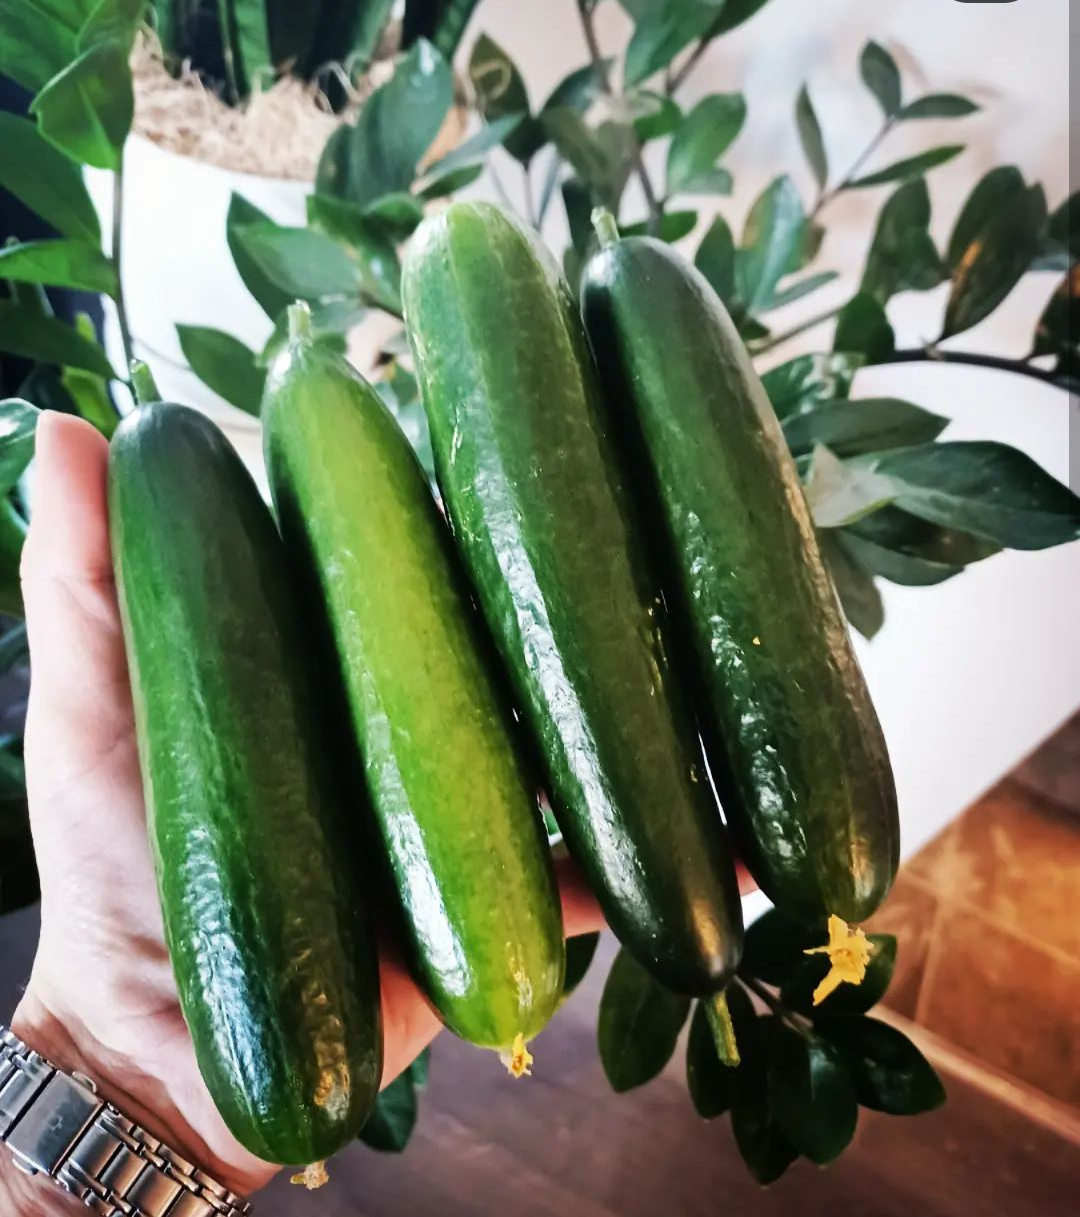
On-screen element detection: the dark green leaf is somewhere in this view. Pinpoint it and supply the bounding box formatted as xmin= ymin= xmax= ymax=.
xmin=1047 ymin=191 xmax=1079 ymax=260
xmin=402 ymin=0 xmax=480 ymax=60
xmin=226 ymin=194 xmax=293 ymax=321
xmin=79 ymin=0 xmax=148 ymax=56
xmin=783 ymin=935 xmax=897 ymax=1016
xmin=542 ymin=110 xmax=626 ymax=209
xmin=598 ymin=947 xmax=691 ymax=1093
xmin=840 ymin=506 xmax=999 ymax=587
xmin=783 ymin=398 xmax=947 ymax=459
xmin=415 ymin=162 xmax=484 ymax=199
xmin=317 ymin=39 xmax=452 ymax=205
xmin=771 ymin=1028 xmax=856 ymax=1164
xmin=468 ymin=34 xmax=542 ymax=163
xmin=666 ymin=93 xmax=746 ymax=194
xmin=849 ymin=145 xmax=964 ymax=190
xmin=0 ymin=302 xmax=115 ymax=378
xmin=806 ymin=444 xmax=897 ymax=527
xmin=228 ymin=0 xmax=273 ymax=93
xmin=0 ymin=239 xmax=116 ymax=296
xmin=801 ymin=219 xmax=826 ymax=267
xmin=762 ymin=353 xmax=860 ymax=420
xmin=0 ymin=112 xmax=100 ymax=242
xmin=0 ymin=0 xmax=81 ymax=92
xmin=359 ymin=1070 xmax=418 ymax=1152
xmin=822 ymin=1016 xmax=946 ymax=1114
xmin=694 ymin=214 xmax=736 ymax=305
xmin=765 ymin=270 xmax=838 ymax=311
xmin=943 ymin=182 xmax=1046 ymax=337
xmin=1033 ymin=267 xmax=1080 ymax=359
xmin=707 ymin=0 xmax=773 ymax=37
xmin=562 ymin=178 xmax=594 ymax=256
xmin=795 ymin=84 xmax=827 ymax=192
xmin=419 ymin=113 xmax=525 ymax=185
xmin=899 ymin=93 xmax=979 ymax=121
xmin=407 ymin=1045 xmax=430 ymax=1089
xmin=866 ymin=442 xmax=1080 ymax=550
xmin=621 ymin=210 xmax=698 ymax=242
xmin=0 ymin=399 xmax=40 ymax=496
xmin=834 ymin=293 xmax=895 ymax=362
xmin=686 ymin=985 xmax=755 ymax=1119
xmin=860 ymin=40 xmax=902 ymax=118
xmin=624 ymin=0 xmax=717 ymax=89
xmin=742 ymin=908 xmax=829 ymax=985
xmin=947 ymin=166 xmax=1026 ymax=271
xmin=236 ymin=224 xmax=360 ymax=300
xmin=31 ymin=40 xmax=134 ymax=170
xmin=177 ymin=326 xmax=265 ymax=415
xmin=361 ymin=192 xmax=426 ymax=240
xmin=631 ymin=91 xmax=682 ymax=142
xmin=731 ymin=1018 xmax=799 ymax=1185
xmin=819 ymin=530 xmax=885 ymax=640
xmin=305 ymin=197 xmax=402 ymax=313
xmin=860 ymin=179 xmax=944 ymax=302
xmin=737 ymin=176 xmax=805 ymax=313
xmin=563 ymin=932 xmax=600 ymax=998
xmin=541 ymin=61 xmax=610 ymax=114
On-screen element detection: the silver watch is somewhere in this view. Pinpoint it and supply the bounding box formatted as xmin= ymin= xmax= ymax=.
xmin=0 ymin=1027 xmax=250 ymax=1217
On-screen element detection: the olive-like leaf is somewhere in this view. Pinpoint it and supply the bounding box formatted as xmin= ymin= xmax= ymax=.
xmin=782 ymin=934 xmax=898 ymax=1016
xmin=415 ymin=162 xmax=484 ymax=200
xmin=771 ymin=1027 xmax=857 ymax=1165
xmin=741 ymin=909 xmax=828 ymax=985
xmin=806 ymin=445 xmax=897 ymax=529
xmin=795 ymin=84 xmax=828 ymax=192
xmin=31 ymin=40 xmax=134 ymax=171
xmin=849 ymin=145 xmax=964 ymax=190
xmin=731 ymin=1017 xmax=799 ymax=1185
xmin=783 ymin=398 xmax=948 ymax=459
xmin=899 ymin=93 xmax=979 ymax=121
xmin=1033 ymin=266 xmax=1080 ymax=359
xmin=833 ymin=293 xmax=895 ymax=363
xmin=226 ymin=194 xmax=294 ymax=321
xmin=598 ymin=947 xmax=691 ymax=1093
xmin=0 ymin=112 xmax=100 ymax=243
xmin=563 ymin=932 xmax=600 ymax=999
xmin=236 ymin=224 xmax=361 ymax=300
xmin=839 ymin=506 xmax=999 ymax=588
xmin=0 ymin=399 xmax=40 ymax=497
xmin=468 ymin=34 xmax=543 ymax=163
xmin=1047 ymin=191 xmax=1079 ymax=260
xmin=737 ymin=176 xmax=806 ymax=313
xmin=623 ymin=0 xmax=717 ymax=89
xmin=666 ymin=93 xmax=746 ymax=195
xmin=762 ymin=353 xmax=861 ymax=421
xmin=819 ymin=530 xmax=885 ymax=640
xmin=541 ymin=60 xmax=611 ymax=114
xmin=860 ymin=179 xmax=944 ymax=302
xmin=176 ymin=326 xmax=266 ymax=416
xmin=621 ymin=211 xmax=698 ymax=242
xmin=822 ymin=1016 xmax=946 ymax=1114
xmin=860 ymin=40 xmax=902 ymax=118
xmin=694 ymin=214 xmax=737 ymax=306
xmin=359 ymin=1069 xmax=418 ymax=1152
xmin=0 ymin=0 xmax=80 ymax=93
xmin=946 ymin=166 xmax=1026 ymax=272
xmin=418 ymin=113 xmax=525 ymax=185
xmin=0 ymin=239 xmax=117 ymax=296
xmin=305 ymin=197 xmax=402 ymax=313
xmin=632 ymin=91 xmax=682 ymax=142
xmin=0 ymin=302 xmax=115 ymax=378
xmin=765 ymin=270 xmax=838 ymax=311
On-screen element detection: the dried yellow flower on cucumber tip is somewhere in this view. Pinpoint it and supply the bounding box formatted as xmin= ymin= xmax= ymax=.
xmin=290 ymin=1161 xmax=330 ymax=1190
xmin=804 ymin=914 xmax=874 ymax=1006
xmin=500 ymin=1033 xmax=534 ymax=1078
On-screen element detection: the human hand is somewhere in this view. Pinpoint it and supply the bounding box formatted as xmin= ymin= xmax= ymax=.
xmin=6 ymin=412 xmax=608 ymax=1207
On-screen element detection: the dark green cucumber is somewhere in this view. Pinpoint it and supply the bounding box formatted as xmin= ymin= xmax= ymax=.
xmin=262 ymin=307 xmax=565 ymax=1058
xmin=580 ymin=229 xmax=899 ymax=923
xmin=402 ymin=202 xmax=743 ymax=997
xmin=109 ymin=402 xmax=381 ymax=1164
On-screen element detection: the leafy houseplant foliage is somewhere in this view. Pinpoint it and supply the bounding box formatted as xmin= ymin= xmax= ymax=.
xmin=0 ymin=0 xmax=1077 ymax=1183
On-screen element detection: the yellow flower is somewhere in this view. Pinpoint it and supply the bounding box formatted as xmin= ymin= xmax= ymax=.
xmin=803 ymin=914 xmax=874 ymax=1006
xmin=501 ymin=1033 xmax=534 ymax=1078
xmin=290 ymin=1161 xmax=330 ymax=1190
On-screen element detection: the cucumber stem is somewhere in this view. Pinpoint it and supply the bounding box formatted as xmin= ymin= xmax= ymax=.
xmin=288 ymin=301 xmax=313 ymax=345
xmin=704 ymin=991 xmax=740 ymax=1067
xmin=129 ymin=361 xmax=161 ymax=406
xmin=591 ymin=207 xmax=620 ymax=249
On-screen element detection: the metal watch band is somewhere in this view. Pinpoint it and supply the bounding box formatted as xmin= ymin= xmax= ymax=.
xmin=0 ymin=1027 xmax=250 ymax=1217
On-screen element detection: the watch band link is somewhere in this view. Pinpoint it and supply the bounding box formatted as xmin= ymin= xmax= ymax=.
xmin=0 ymin=1028 xmax=250 ymax=1217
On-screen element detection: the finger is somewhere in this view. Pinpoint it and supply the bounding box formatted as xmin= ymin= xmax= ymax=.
xmin=377 ymin=949 xmax=441 ymax=1089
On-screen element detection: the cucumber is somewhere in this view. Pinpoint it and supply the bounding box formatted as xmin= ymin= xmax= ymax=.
xmin=580 ymin=225 xmax=899 ymax=923
xmin=109 ymin=399 xmax=382 ymax=1165
xmin=402 ymin=202 xmax=743 ymax=997
xmin=262 ymin=306 xmax=565 ymax=1061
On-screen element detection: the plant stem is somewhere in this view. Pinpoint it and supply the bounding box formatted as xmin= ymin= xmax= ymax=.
xmin=811 ymin=118 xmax=896 ymax=219
xmin=575 ymin=0 xmax=663 ymax=235
xmin=666 ymin=36 xmax=711 ymax=95
xmin=704 ymin=992 xmax=740 ymax=1066
xmin=882 ymin=346 xmax=1067 ymax=388
xmin=752 ymin=303 xmax=846 ymax=355
xmin=487 ymin=160 xmax=518 ymax=214
xmin=737 ymin=974 xmax=812 ymax=1038
xmin=111 ymin=153 xmax=135 ymax=385
xmin=536 ymin=149 xmax=562 ymax=228
xmin=129 ymin=361 xmax=161 ymax=406
xmin=522 ymin=162 xmax=538 ymax=228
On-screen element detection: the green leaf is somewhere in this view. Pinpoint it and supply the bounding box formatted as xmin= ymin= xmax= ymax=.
xmin=839 ymin=506 xmax=999 ymax=587
xmin=899 ymin=93 xmax=979 ymax=121
xmin=849 ymin=145 xmax=964 ymax=190
xmin=694 ymin=214 xmax=736 ymax=305
xmin=822 ymin=1016 xmax=946 ymax=1114
xmin=562 ymin=178 xmax=594 ymax=257
xmin=563 ymin=932 xmax=600 ymax=999
xmin=771 ymin=1027 xmax=857 ymax=1165
xmin=227 ymin=0 xmax=273 ymax=94
xmin=947 ymin=167 xmax=1025 ymax=271
xmin=866 ymin=442 xmax=1080 ymax=551
xmin=783 ymin=398 xmax=947 ymax=459
xmin=621 ymin=210 xmax=698 ymax=242
xmin=406 ymin=1044 xmax=430 ymax=1089
xmin=542 ymin=110 xmax=628 ymax=211
xmin=305 ymin=197 xmax=402 ymax=313
xmin=860 ymin=179 xmax=944 ymax=302
xmin=0 ymin=399 xmax=40 ymax=496
xmin=0 ymin=0 xmax=83 ymax=93
xmin=765 ymin=270 xmax=838 ymax=311
xmin=806 ymin=444 xmax=897 ymax=528
xmin=834 ymin=293 xmax=895 ymax=362
xmin=860 ymin=40 xmax=902 ymax=118
xmin=783 ymin=935 xmax=898 ymax=1017
xmin=795 ymin=84 xmax=827 ymax=192
xmin=742 ymin=909 xmax=828 ymax=985
xmin=686 ymin=985 xmax=755 ymax=1119
xmin=31 ymin=39 xmax=134 ymax=170
xmin=468 ymin=34 xmax=542 ymax=163
xmin=1033 ymin=267 xmax=1080 ymax=359
xmin=731 ymin=1018 xmax=799 ymax=1185
xmin=541 ymin=61 xmax=610 ymax=114
xmin=0 ymin=112 xmax=100 ymax=242
xmin=0 ymin=301 xmax=115 ymax=377
xmin=0 ymin=239 xmax=116 ymax=295
xmin=666 ymin=93 xmax=746 ymax=195
xmin=819 ymin=530 xmax=885 ymax=640
xmin=943 ymin=181 xmax=1046 ymax=338
xmin=631 ymin=91 xmax=682 ymax=142
xmin=317 ymin=39 xmax=452 ymax=206
xmin=737 ymin=176 xmax=805 ymax=313
xmin=176 ymin=326 xmax=265 ymax=415
xmin=225 ymin=194 xmax=293 ymax=321
xmin=1047 ymin=191 xmax=1079 ymax=260
xmin=402 ymin=0 xmax=480 ymax=60
xmin=419 ymin=112 xmax=524 ymax=185
xmin=361 ymin=192 xmax=426 ymax=240
xmin=707 ymin=0 xmax=773 ymax=37
xmin=415 ymin=162 xmax=483 ymax=200
xmin=598 ymin=947 xmax=691 ymax=1093
xmin=78 ymin=0 xmax=144 ymax=55
xmin=624 ymin=0 xmax=718 ymax=89
xmin=359 ymin=1070 xmax=418 ymax=1152
xmin=762 ymin=353 xmax=860 ymax=420
xmin=61 ymin=310 xmax=117 ymax=435
xmin=236 ymin=224 xmax=361 ymax=300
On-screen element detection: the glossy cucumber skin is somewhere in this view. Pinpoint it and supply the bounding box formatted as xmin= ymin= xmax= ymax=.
xmin=109 ymin=404 xmax=382 ymax=1165
xmin=262 ymin=338 xmax=565 ymax=1050
xmin=402 ymin=202 xmax=743 ymax=996
xmin=581 ymin=237 xmax=899 ymax=922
